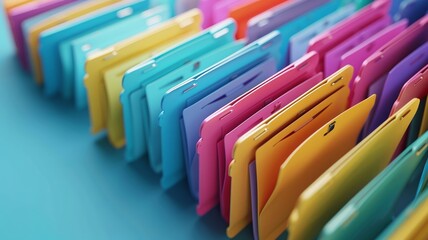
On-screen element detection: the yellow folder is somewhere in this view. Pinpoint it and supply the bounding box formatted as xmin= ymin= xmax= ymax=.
xmin=4 ymin=0 xmax=34 ymax=12
xmin=419 ymin=98 xmax=428 ymax=136
xmin=227 ymin=66 xmax=353 ymax=238
xmin=28 ymin=0 xmax=121 ymax=84
xmin=84 ymin=9 xmax=201 ymax=138
xmin=258 ymin=95 xmax=376 ymax=240
xmin=288 ymin=99 xmax=420 ymax=240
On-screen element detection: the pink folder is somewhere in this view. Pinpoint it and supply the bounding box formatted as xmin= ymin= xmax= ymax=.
xmin=390 ymin=64 xmax=428 ymax=115
xmin=196 ymin=52 xmax=320 ymax=218
xmin=350 ymin=15 xmax=428 ymax=107
xmin=324 ymin=16 xmax=391 ymax=76
xmin=340 ymin=20 xmax=407 ymax=87
xmin=307 ymin=0 xmax=390 ymax=73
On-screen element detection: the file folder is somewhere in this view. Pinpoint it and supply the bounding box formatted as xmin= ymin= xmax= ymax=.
xmin=22 ymin=2 xmax=82 ymax=66
xmin=256 ymin=95 xmax=375 ymax=240
xmin=368 ymin=42 xmax=428 ymax=133
xmin=158 ymin=32 xmax=282 ymax=189
xmin=197 ymin=52 xmax=320 ymax=218
xmin=228 ymin=65 xmax=352 ymax=238
xmin=320 ymin=131 xmax=428 ymax=240
xmin=324 ymin=16 xmax=390 ymax=76
xmin=221 ymin=72 xmax=322 ymax=221
xmin=288 ymin=99 xmax=419 ymax=240
xmin=102 ymin=14 xmax=201 ymax=148
xmin=350 ymin=14 xmax=428 ymax=107
xmin=145 ymin=42 xmax=242 ymax=170
xmin=39 ymin=0 xmax=149 ymax=96
xmin=68 ymin=5 xmax=170 ymax=109
xmin=182 ymin=57 xmax=277 ymax=199
xmin=84 ymin=10 xmax=201 ymax=134
xmin=28 ymin=0 xmax=121 ymax=84
xmin=340 ymin=20 xmax=407 ymax=85
xmin=120 ymin=19 xmax=236 ymax=166
xmin=8 ymin=0 xmax=77 ymax=69
xmin=308 ymin=0 xmax=390 ymax=73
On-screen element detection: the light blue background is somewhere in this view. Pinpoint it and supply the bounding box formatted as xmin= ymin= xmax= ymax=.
xmin=0 ymin=3 xmax=251 ymax=239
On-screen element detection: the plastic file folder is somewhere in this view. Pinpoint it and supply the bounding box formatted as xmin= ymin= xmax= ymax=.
xmin=340 ymin=20 xmax=407 ymax=85
xmin=7 ymin=0 xmax=78 ymax=69
xmin=145 ymin=42 xmax=242 ymax=170
xmin=158 ymin=32 xmax=283 ymax=190
xmin=120 ymin=19 xmax=238 ymax=167
xmin=68 ymin=5 xmax=170 ymax=109
xmin=320 ymin=131 xmax=428 ymax=240
xmin=182 ymin=57 xmax=276 ymax=199
xmin=288 ymin=99 xmax=419 ymax=240
xmin=308 ymin=0 xmax=390 ymax=73
xmin=324 ymin=16 xmax=391 ymax=76
xmin=350 ymin=14 xmax=428 ymax=107
xmin=84 ymin=9 xmax=201 ymax=135
xmin=21 ymin=2 xmax=82 ymax=66
xmin=39 ymin=0 xmax=150 ymax=96
xmin=367 ymin=42 xmax=428 ymax=134
xmin=228 ymin=66 xmax=352 ymax=238
xmin=256 ymin=95 xmax=375 ymax=240
xmin=27 ymin=0 xmax=122 ymax=85
xmin=197 ymin=52 xmax=321 ymax=219
xmin=95 ymin=11 xmax=201 ymax=148
xmin=222 ymin=72 xmax=322 ymax=221
xmin=2 ymin=1 xmax=428 ymax=240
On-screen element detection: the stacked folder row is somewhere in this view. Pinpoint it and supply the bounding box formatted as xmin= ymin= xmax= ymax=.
xmin=3 ymin=0 xmax=428 ymax=239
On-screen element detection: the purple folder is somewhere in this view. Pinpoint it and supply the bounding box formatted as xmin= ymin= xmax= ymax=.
xmin=367 ymin=42 xmax=428 ymax=133
xmin=181 ymin=58 xmax=277 ymax=198
xmin=324 ymin=16 xmax=391 ymax=76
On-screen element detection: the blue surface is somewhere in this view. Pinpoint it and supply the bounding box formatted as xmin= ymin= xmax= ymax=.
xmin=0 ymin=4 xmax=251 ymax=240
